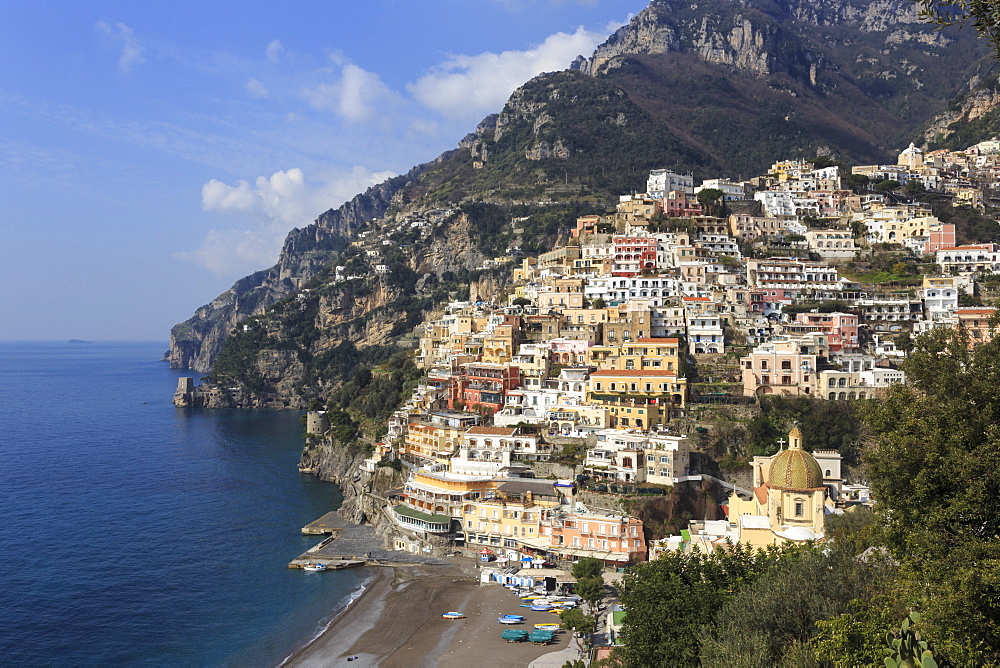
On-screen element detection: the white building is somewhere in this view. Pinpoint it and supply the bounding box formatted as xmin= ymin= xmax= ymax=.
xmin=647 ymin=169 xmax=694 ymax=198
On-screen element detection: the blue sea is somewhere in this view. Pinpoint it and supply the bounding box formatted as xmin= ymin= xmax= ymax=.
xmin=0 ymin=341 xmax=367 ymax=666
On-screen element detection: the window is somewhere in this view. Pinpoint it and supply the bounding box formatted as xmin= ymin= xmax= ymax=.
xmin=794 ymin=501 xmax=804 ymax=517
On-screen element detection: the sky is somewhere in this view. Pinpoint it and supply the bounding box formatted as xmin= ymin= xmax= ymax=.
xmin=0 ymin=0 xmax=648 ymax=341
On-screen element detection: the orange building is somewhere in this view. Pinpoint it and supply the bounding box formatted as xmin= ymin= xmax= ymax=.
xmin=547 ymin=511 xmax=646 ymax=564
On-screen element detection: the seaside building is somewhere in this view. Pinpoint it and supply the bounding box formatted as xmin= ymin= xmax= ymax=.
xmin=402 ymin=410 xmax=481 ymax=464
xmin=450 ymin=426 xmax=547 ymax=477
xmin=539 ymin=509 xmax=647 ymax=565
xmin=461 ymin=479 xmax=563 ymax=561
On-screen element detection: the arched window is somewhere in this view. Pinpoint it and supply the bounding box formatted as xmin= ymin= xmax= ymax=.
xmin=828 ymin=378 xmax=836 ymax=387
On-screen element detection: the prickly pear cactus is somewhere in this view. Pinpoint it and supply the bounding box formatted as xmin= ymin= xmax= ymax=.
xmin=884 ymin=612 xmax=938 ymax=668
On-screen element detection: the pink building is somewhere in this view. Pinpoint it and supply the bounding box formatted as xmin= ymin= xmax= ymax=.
xmin=749 ymin=288 xmax=793 ymax=313
xmin=662 ymin=191 xmax=703 ymax=218
xmin=549 ymin=338 xmax=591 ymax=366
xmin=925 ymin=223 xmax=956 ymax=253
xmin=793 ymin=312 xmax=859 ymax=351
xmin=549 ymin=512 xmax=647 ymax=564
xmin=613 ymin=235 xmax=658 ymax=277
xmin=571 ymin=215 xmax=601 ymax=238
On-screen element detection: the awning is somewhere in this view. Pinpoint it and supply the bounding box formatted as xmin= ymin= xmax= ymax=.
xmin=552 ymin=547 xmax=630 ymax=562
xmin=393 ymin=504 xmax=451 ymax=525
xmin=517 ymin=536 xmax=553 ymax=551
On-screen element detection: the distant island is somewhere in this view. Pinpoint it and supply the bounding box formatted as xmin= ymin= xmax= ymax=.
xmin=67 ymin=339 xmax=91 ymax=344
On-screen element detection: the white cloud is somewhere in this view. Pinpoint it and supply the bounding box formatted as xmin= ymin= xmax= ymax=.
xmin=266 ymin=39 xmax=283 ymax=63
xmin=301 ymin=58 xmax=398 ymax=123
xmin=178 ymin=166 xmax=395 ymax=275
xmin=246 ymin=78 xmax=269 ymax=98
xmin=95 ymin=21 xmax=145 ymax=73
xmin=407 ymin=26 xmax=607 ymax=122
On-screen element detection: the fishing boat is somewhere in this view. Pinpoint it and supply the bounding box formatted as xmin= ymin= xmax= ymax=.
xmin=302 ymin=563 xmax=327 ymax=572
xmin=442 ymin=612 xmax=466 ymax=619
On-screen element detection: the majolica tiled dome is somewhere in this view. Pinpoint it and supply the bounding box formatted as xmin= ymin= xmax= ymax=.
xmin=767 ymin=427 xmax=824 ymax=491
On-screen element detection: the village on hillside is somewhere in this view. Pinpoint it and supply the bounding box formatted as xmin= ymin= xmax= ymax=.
xmin=306 ymin=138 xmax=1000 ymax=646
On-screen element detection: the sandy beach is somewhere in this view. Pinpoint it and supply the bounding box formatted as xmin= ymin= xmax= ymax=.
xmin=285 ymin=563 xmax=576 ymax=667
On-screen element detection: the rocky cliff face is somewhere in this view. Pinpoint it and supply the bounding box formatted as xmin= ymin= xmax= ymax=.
xmin=169 ymin=164 xmax=430 ymax=372
xmin=170 ymin=0 xmax=992 ymax=381
xmin=922 ymin=69 xmax=1000 ymax=147
xmin=573 ymin=0 xmax=928 ymax=80
xmin=299 ymin=439 xmax=405 ymax=533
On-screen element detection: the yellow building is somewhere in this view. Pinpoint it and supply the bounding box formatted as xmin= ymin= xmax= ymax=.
xmin=482 ymin=323 xmax=519 ymax=364
xmin=403 ymin=411 xmax=480 ymax=463
xmin=727 ymin=426 xmax=827 ymax=546
xmin=462 ymin=480 xmax=564 ymax=558
xmin=395 ymin=469 xmax=496 ymax=533
xmin=616 ymin=337 xmax=682 ymax=372
xmin=588 ymin=369 xmax=686 ymax=428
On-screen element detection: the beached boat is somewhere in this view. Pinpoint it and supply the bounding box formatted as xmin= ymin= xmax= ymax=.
xmin=498 ymin=616 xmax=522 ymax=625
xmin=534 ymin=623 xmax=560 ymax=630
xmin=530 ymin=604 xmax=553 ymax=611
xmin=302 ymin=563 xmax=327 ymax=572
xmin=500 ymin=615 xmax=524 ymax=621
xmin=442 ymin=612 xmax=466 ymax=619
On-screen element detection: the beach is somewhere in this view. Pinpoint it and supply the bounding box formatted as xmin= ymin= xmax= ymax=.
xmin=285 ymin=563 xmax=576 ymax=667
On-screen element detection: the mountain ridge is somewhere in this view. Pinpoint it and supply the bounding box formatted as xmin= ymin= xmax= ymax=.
xmin=169 ymin=0 xmax=997 ymax=381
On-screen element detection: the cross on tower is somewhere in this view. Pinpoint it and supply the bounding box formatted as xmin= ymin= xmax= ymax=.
xmin=777 ymin=438 xmax=787 ymax=449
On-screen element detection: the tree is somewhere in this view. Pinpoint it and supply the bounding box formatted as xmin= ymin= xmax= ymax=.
xmin=860 ymin=326 xmax=1000 ymax=663
xmin=615 ymin=544 xmax=785 ymax=667
xmin=915 ymin=0 xmax=1000 ymax=56
xmin=560 ymin=607 xmax=596 ymax=635
xmin=848 ymin=173 xmax=871 ymax=193
xmin=574 ymin=576 xmax=605 ymax=612
xmin=697 ymin=188 xmax=726 ymax=216
xmin=698 ymin=534 xmax=897 ymax=667
xmin=560 ymin=608 xmax=597 ymax=659
xmin=571 ymin=557 xmax=604 ymax=581
xmin=512 ymin=296 xmax=532 ymax=306
xmin=875 ymin=179 xmax=902 ymax=193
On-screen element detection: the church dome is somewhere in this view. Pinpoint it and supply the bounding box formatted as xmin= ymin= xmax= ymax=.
xmin=767 ymin=444 xmax=824 ymax=491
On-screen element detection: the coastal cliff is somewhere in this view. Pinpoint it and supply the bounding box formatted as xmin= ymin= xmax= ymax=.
xmin=299 ymin=439 xmax=406 ymax=544
xmin=169 ymin=0 xmax=993 ymax=407
xmin=169 ymin=165 xmax=430 ymax=373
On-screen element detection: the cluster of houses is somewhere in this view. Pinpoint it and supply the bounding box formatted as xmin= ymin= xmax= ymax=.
xmin=308 ymin=139 xmax=1000 ymax=567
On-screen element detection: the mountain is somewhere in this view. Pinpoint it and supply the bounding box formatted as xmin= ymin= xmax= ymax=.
xmin=169 ymin=0 xmax=995 ymax=390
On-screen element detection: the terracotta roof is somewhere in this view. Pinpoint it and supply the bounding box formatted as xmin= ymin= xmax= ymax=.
xmin=590 ymin=370 xmax=679 ymax=377
xmin=956 ymin=309 xmax=997 ymax=315
xmin=465 ymin=426 xmax=518 ymax=435
xmin=754 ymin=485 xmax=769 ymax=505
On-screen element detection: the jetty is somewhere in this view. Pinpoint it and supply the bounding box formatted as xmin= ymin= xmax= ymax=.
xmin=301 ymin=511 xmax=349 ymax=535
xmin=289 ymin=513 xmax=459 ymax=569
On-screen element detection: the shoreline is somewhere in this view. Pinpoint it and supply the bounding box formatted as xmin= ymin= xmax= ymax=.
xmin=279 ymin=567 xmax=386 ymax=667
xmin=283 ymin=562 xmax=574 ymax=667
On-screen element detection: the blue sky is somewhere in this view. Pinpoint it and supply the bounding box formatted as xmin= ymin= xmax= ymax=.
xmin=0 ymin=0 xmax=646 ymax=341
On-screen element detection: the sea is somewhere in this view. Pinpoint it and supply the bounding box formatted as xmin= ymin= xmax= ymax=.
xmin=0 ymin=340 xmax=369 ymax=666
